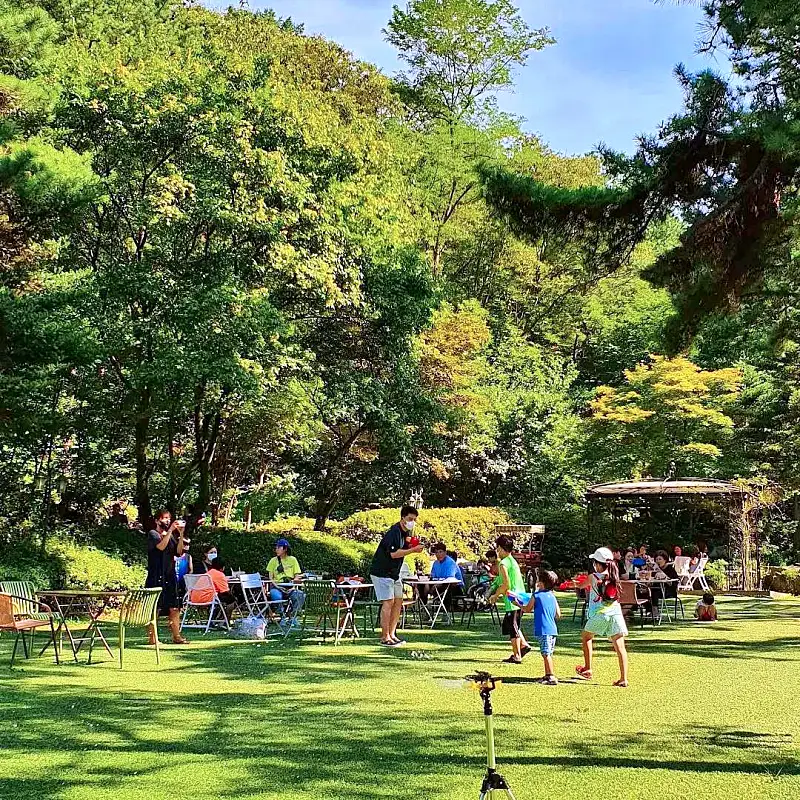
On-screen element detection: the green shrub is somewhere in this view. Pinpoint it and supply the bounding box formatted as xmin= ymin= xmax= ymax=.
xmin=704 ymin=559 xmax=729 ymax=591
xmin=763 ymin=567 xmax=800 ymax=594
xmin=0 ymin=534 xmax=146 ymax=590
xmin=338 ymin=507 xmax=514 ymax=558
xmin=192 ymin=526 xmax=374 ymax=576
xmin=512 ymin=505 xmax=589 ymax=575
xmin=49 ymin=538 xmax=147 ymax=590
xmin=0 ymin=536 xmax=64 ymax=587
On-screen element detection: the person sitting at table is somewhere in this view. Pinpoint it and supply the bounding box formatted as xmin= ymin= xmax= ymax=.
xmin=428 ymin=544 xmax=464 ymax=610
xmin=447 ymin=550 xmax=466 ymax=585
xmin=266 ymin=538 xmax=305 ymax=625
xmin=623 ymin=548 xmax=636 ymax=578
xmin=612 ymin=547 xmax=626 ymax=578
xmin=193 ymin=544 xmax=218 ymax=574
xmin=190 ymin=557 xmax=238 ymax=619
xmin=648 ymin=549 xmax=679 ymax=617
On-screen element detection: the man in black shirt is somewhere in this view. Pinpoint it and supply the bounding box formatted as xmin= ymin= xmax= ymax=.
xmin=370 ymin=505 xmax=424 ymax=647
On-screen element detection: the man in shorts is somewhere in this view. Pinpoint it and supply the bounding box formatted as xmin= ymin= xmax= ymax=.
xmin=369 ymin=505 xmax=424 ymax=647
xmin=489 ymin=534 xmax=531 ymax=664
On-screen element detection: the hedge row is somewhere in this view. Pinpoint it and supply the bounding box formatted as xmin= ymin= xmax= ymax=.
xmin=193 ymin=527 xmax=375 ymax=577
xmin=1 ymin=505 xmax=593 ymax=590
xmin=763 ymin=568 xmax=800 ymax=595
xmin=202 ymin=507 xmax=590 ymax=575
xmin=0 ymin=535 xmax=146 ymax=591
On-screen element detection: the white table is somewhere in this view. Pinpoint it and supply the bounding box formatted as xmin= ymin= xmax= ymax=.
xmin=403 ymin=577 xmax=462 ymax=628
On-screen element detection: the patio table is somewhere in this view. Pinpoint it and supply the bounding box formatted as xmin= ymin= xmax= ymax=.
xmin=403 ymin=577 xmax=461 ymax=628
xmin=36 ymin=589 xmax=127 ymax=662
xmin=633 ymin=578 xmax=679 ymax=624
xmin=329 ymin=583 xmax=372 ymax=644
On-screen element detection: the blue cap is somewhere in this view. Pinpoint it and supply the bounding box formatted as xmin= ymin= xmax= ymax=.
xmin=275 ymin=538 xmax=290 ymax=548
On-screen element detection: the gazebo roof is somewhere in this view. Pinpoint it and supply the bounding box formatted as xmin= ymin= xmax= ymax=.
xmin=586 ymin=478 xmax=747 ymax=499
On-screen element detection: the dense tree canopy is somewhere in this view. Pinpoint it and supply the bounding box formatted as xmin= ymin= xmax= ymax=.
xmin=1 ymin=0 xmax=799 ymax=563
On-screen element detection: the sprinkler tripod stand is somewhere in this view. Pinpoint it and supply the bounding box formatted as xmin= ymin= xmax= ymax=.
xmin=466 ymin=672 xmax=517 ymax=800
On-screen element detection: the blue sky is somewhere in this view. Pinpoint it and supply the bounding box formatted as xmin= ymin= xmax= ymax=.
xmin=244 ymin=0 xmax=731 ymax=155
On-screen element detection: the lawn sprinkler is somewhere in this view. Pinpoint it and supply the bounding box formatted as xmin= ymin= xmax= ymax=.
xmin=465 ymin=671 xmax=517 ymax=800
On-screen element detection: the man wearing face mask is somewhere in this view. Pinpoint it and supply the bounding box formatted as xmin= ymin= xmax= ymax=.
xmin=369 ymin=505 xmax=424 ymax=647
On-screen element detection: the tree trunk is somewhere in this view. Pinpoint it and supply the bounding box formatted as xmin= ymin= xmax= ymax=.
xmin=167 ymin=415 xmax=178 ymax=514
xmin=193 ymin=384 xmax=224 ymax=513
xmin=134 ymin=389 xmax=153 ymax=529
xmin=313 ymin=477 xmax=343 ymax=532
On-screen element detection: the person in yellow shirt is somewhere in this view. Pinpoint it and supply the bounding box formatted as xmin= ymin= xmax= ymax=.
xmin=267 ymin=538 xmax=305 ymax=625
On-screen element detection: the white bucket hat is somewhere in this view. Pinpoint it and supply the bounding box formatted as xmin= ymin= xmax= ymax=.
xmin=588 ymin=547 xmax=614 ymax=563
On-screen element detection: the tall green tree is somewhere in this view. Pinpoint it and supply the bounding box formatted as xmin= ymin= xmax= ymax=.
xmin=386 ymin=0 xmax=553 ymax=274
xmin=586 ymin=355 xmax=742 ymax=481
xmin=481 ymin=1 xmax=800 ymax=345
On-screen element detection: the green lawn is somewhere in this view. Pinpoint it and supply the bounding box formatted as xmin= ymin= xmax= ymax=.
xmin=1 ymin=595 xmax=799 ymax=800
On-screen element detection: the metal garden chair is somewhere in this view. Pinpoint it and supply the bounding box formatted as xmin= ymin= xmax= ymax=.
xmin=180 ymin=573 xmax=230 ymax=633
xmin=0 ymin=580 xmax=53 ymax=621
xmin=0 ymin=592 xmax=60 ymax=666
xmin=298 ymin=579 xmax=336 ymax=641
xmin=111 ymin=587 xmax=162 ymax=670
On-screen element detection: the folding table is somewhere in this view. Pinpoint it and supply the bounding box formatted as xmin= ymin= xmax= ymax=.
xmin=403 ymin=577 xmax=461 ymax=628
xmin=36 ymin=589 xmax=126 ymax=662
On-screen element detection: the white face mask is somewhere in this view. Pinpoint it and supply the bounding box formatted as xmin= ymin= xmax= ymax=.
xmin=206 ymin=551 xmax=217 ymax=562
xmin=404 ymin=519 xmax=416 ymax=531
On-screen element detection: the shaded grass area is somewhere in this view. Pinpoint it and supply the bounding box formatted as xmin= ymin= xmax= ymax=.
xmin=0 ymin=595 xmax=798 ymax=799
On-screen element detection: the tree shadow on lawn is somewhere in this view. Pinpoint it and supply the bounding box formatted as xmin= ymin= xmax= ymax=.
xmin=1 ymin=677 xmax=798 ymax=798
xmin=0 ymin=677 xmax=480 ymax=799
xmin=624 ymin=634 xmax=800 ymax=661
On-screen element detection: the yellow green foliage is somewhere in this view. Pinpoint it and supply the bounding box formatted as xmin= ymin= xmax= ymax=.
xmin=337 ymin=506 xmax=514 ymax=559
xmin=588 ymin=355 xmax=743 ymax=478
xmin=49 ymin=537 xmax=147 ymax=590
xmin=417 ymin=300 xmax=491 ymax=399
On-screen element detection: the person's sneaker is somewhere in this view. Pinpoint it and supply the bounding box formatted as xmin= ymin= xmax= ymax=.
xmin=520 ymin=645 xmax=532 ymax=659
xmin=502 ymin=655 xmax=522 ymax=664
xmin=541 ymin=675 xmax=559 ymax=686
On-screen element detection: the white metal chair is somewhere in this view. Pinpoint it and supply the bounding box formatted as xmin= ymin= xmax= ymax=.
xmin=180 ymin=573 xmax=230 ymax=633
xmin=239 ymin=573 xmax=285 ymax=634
xmin=674 ymin=556 xmax=693 ymax=591
xmin=692 ymin=555 xmax=711 ymax=591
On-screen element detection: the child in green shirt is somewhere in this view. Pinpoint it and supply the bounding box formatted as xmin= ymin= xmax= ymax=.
xmin=488 ymin=534 xmax=531 ymax=664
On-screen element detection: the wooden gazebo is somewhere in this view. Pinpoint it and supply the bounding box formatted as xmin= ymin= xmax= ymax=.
xmin=585 ymin=478 xmax=761 ymax=590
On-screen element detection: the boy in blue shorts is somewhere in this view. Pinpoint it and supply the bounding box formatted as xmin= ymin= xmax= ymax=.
xmin=521 ymin=569 xmax=561 ymax=685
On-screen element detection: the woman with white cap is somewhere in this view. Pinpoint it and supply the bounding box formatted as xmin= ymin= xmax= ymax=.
xmin=574 ymin=546 xmax=629 ymax=687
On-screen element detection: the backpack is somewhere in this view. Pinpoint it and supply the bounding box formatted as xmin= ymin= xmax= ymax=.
xmin=594 ymin=573 xmax=618 ymax=603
